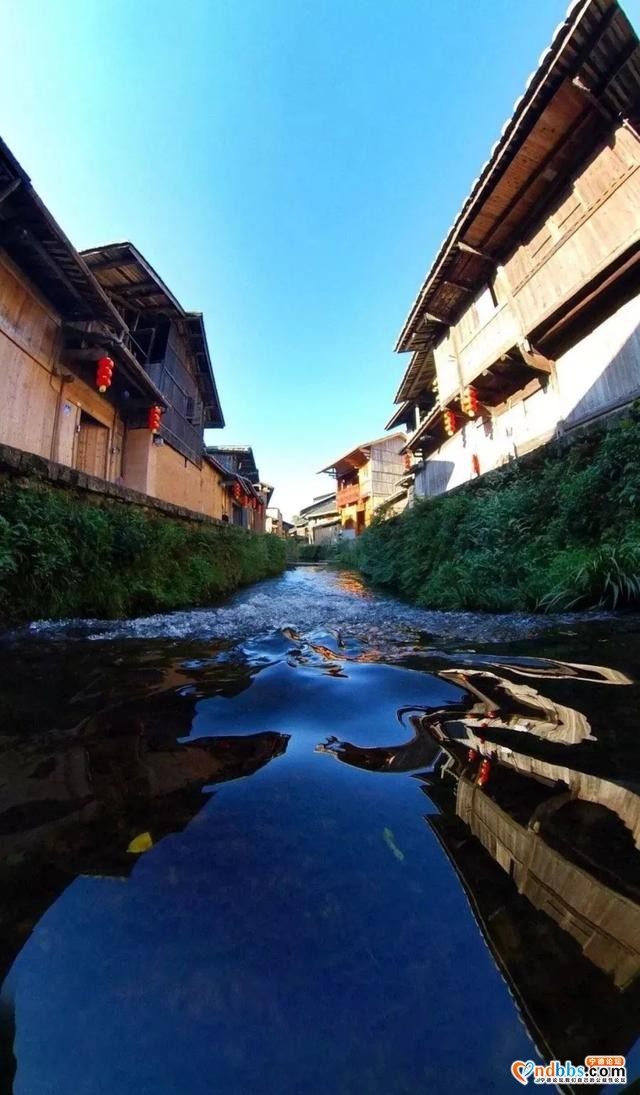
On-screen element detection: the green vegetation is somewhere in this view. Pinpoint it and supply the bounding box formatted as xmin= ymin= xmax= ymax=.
xmin=0 ymin=485 xmax=286 ymax=624
xmin=285 ymin=540 xmax=331 ymax=563
xmin=332 ymin=411 xmax=640 ymax=613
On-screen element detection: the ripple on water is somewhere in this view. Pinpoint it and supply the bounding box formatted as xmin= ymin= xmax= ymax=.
xmin=19 ymin=566 xmax=619 ymax=648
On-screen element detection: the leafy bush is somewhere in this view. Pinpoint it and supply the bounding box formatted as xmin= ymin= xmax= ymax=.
xmin=0 ymin=485 xmax=286 ymax=624
xmin=341 ymin=413 xmax=640 ymax=613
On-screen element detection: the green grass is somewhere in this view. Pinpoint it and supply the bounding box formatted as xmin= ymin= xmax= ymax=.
xmin=0 ymin=485 xmax=286 ymax=624
xmin=332 ymin=410 xmax=640 ymax=614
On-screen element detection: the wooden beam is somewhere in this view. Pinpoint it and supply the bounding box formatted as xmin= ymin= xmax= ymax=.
xmin=443 ymin=278 xmax=475 ymax=294
xmin=61 ymin=347 xmax=110 ymax=363
xmin=457 ymin=241 xmax=495 ymax=262
xmin=10 ymin=227 xmax=85 ymax=304
xmin=423 ymin=311 xmax=448 ymax=325
xmin=0 ymin=178 xmax=20 ymax=206
xmin=518 ymin=339 xmax=554 ymax=374
xmin=107 ymin=280 xmax=160 ymax=297
xmin=572 ymin=76 xmax=614 ymax=122
xmin=83 ymin=254 xmax=128 ymax=272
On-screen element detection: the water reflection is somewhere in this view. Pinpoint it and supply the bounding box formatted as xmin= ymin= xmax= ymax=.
xmin=1 ymin=614 xmax=640 ymax=1093
xmin=317 ymin=649 xmax=640 ymax=1089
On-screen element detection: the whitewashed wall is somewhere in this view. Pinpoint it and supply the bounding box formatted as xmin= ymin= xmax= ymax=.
xmin=415 ymin=291 xmax=640 ymax=500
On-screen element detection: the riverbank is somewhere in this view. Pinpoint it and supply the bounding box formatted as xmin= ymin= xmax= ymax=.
xmin=334 ymin=410 xmax=640 ymax=613
xmin=0 ymin=476 xmax=285 ymax=625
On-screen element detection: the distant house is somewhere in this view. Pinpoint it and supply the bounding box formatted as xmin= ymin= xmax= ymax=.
xmin=319 ymin=434 xmax=406 ymax=537
xmin=206 ymin=445 xmax=272 ymax=531
xmin=0 ymin=135 xmax=272 ymax=530
xmin=265 ymin=507 xmax=284 ymax=536
xmin=297 ymin=492 xmax=341 ymax=544
xmin=389 ymin=0 xmax=640 ymax=501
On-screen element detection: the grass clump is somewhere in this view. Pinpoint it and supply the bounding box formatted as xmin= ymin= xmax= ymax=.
xmin=339 ymin=412 xmax=640 ymax=614
xmin=0 ymin=485 xmax=286 ymax=625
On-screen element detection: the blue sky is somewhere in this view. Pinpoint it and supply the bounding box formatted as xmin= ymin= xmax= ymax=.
xmin=3 ymin=0 xmax=638 ymax=518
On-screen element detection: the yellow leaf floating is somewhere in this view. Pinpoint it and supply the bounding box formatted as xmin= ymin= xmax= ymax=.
xmin=383 ymin=827 xmax=405 ymax=862
xmin=127 ymin=831 xmax=153 ymax=854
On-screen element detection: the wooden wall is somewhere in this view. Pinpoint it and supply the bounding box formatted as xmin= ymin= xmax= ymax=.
xmin=0 ymin=251 xmax=61 ymax=460
xmin=0 ymin=251 xmax=126 ymax=481
xmin=369 ymin=436 xmax=405 ymax=511
xmin=125 ymin=439 xmax=265 ymax=528
xmin=432 ymin=125 xmax=640 ymax=397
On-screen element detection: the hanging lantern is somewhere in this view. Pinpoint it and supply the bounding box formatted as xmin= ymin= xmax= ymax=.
xmin=467 ymin=748 xmax=478 ymax=763
xmin=443 ymin=409 xmax=457 ymax=437
xmin=403 ymin=451 xmax=412 ymax=471
xmin=96 ymin=355 xmax=114 ymax=393
xmin=147 ymin=405 xmax=162 ymax=434
xmin=471 ymin=453 xmax=481 ymax=476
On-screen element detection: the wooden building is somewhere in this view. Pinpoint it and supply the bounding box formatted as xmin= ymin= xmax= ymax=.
xmin=205 ymin=445 xmax=272 ymax=531
xmin=319 ymin=434 xmax=406 ymax=536
xmin=296 ymin=492 xmax=341 ymax=544
xmin=0 ymin=138 xmax=272 ymax=529
xmin=389 ymin=0 xmax=640 ymax=500
xmin=0 ymin=139 xmax=165 ymax=482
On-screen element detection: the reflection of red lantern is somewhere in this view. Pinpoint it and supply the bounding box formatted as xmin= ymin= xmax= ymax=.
xmin=443 ymin=409 xmax=456 ymax=437
xmin=477 ymin=758 xmax=492 ymax=787
xmin=461 ymin=386 xmax=480 ymax=417
xmin=96 ymin=355 xmax=114 ymax=393
xmin=148 ymin=405 xmax=162 ymax=433
xmin=471 ymin=453 xmax=480 ymax=476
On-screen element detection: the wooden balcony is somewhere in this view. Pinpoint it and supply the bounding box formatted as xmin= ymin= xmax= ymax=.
xmin=336 ymin=483 xmax=360 ymax=508
xmin=435 ymin=133 xmax=640 ymax=399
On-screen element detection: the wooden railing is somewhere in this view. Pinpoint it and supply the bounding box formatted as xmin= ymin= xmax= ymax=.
xmin=147 ymin=347 xmax=205 ymax=465
xmin=336 ymin=483 xmax=360 ymax=507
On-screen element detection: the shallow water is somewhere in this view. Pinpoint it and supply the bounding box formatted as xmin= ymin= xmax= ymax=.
xmin=2 ymin=567 xmax=640 ymax=1094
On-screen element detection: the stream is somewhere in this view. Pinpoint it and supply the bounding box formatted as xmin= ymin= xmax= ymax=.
xmin=2 ymin=565 xmax=640 ymax=1094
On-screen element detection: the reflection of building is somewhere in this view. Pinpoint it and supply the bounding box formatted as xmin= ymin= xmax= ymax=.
xmin=0 ymin=726 xmax=288 ymax=1092
xmin=415 ymin=662 xmax=640 ymax=1080
xmin=423 ymin=781 xmax=640 ymax=1080
xmin=319 ymin=434 xmax=406 ymax=536
xmin=389 ymin=0 xmax=640 ymax=500
xmin=0 ymin=651 xmax=290 ymax=1090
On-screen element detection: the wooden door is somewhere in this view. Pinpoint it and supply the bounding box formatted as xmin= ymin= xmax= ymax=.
xmin=76 ymin=413 xmax=109 ymax=479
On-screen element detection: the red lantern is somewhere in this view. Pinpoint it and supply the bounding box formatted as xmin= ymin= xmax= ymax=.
xmin=467 ymin=748 xmax=478 ymax=763
xmin=471 ymin=453 xmax=480 ymax=476
xmin=443 ymin=409 xmax=456 ymax=437
xmin=148 ymin=405 xmax=162 ymax=434
xmin=403 ymin=452 xmax=412 ymax=471
xmin=96 ymin=355 xmax=114 ymax=393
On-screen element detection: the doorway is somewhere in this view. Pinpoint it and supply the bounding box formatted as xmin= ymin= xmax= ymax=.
xmin=76 ymin=411 xmax=109 ymax=479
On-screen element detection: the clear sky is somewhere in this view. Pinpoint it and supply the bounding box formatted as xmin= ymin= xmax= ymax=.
xmin=2 ymin=0 xmax=638 ymax=518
